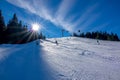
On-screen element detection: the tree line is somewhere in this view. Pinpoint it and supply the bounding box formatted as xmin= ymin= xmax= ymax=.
xmin=0 ymin=10 xmax=45 ymax=44
xmin=73 ymin=30 xmax=120 ymax=41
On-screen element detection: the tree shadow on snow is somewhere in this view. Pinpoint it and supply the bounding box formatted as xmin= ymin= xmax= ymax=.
xmin=0 ymin=43 xmax=55 ymax=80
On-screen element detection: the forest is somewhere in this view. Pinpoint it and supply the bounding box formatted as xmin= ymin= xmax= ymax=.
xmin=73 ymin=30 xmax=120 ymax=41
xmin=0 ymin=10 xmax=45 ymax=44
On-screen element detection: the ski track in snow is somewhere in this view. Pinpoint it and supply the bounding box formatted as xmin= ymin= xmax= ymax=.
xmin=0 ymin=37 xmax=120 ymax=80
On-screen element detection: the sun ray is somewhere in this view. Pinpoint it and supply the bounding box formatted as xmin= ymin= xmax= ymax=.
xmin=32 ymin=23 xmax=40 ymax=31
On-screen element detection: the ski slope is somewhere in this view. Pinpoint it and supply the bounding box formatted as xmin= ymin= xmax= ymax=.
xmin=0 ymin=37 xmax=120 ymax=80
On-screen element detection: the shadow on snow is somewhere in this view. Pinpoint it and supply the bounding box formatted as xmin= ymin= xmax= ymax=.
xmin=0 ymin=43 xmax=55 ymax=80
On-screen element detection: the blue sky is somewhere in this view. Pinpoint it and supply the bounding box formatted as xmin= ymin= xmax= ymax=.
xmin=0 ymin=0 xmax=120 ymax=37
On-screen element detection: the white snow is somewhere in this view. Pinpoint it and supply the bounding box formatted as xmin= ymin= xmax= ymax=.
xmin=0 ymin=37 xmax=120 ymax=80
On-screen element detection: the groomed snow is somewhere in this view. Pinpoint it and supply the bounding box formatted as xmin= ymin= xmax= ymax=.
xmin=0 ymin=37 xmax=120 ymax=80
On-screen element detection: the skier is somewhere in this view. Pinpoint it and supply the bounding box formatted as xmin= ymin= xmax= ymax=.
xmin=97 ymin=40 xmax=100 ymax=45
xmin=55 ymin=40 xmax=58 ymax=45
xmin=36 ymin=39 xmax=40 ymax=45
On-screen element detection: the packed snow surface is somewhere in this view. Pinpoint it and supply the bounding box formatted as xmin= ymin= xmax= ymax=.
xmin=0 ymin=37 xmax=120 ymax=80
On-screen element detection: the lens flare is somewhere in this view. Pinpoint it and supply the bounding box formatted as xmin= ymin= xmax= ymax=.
xmin=32 ymin=23 xmax=40 ymax=31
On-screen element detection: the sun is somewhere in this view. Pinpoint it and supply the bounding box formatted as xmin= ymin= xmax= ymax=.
xmin=32 ymin=23 xmax=40 ymax=31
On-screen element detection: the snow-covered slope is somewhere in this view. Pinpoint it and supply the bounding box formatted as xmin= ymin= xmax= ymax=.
xmin=0 ymin=37 xmax=120 ymax=80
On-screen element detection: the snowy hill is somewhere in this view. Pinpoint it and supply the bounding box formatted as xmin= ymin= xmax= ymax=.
xmin=0 ymin=37 xmax=120 ymax=80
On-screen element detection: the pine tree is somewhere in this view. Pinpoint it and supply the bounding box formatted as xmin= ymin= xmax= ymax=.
xmin=0 ymin=10 xmax=5 ymax=31
xmin=6 ymin=13 xmax=22 ymax=43
xmin=12 ymin=13 xmax=18 ymax=23
xmin=18 ymin=21 xmax=22 ymax=28
xmin=7 ymin=13 xmax=19 ymax=29
xmin=80 ymin=32 xmax=85 ymax=37
xmin=0 ymin=10 xmax=6 ymax=43
xmin=114 ymin=34 xmax=119 ymax=41
xmin=39 ymin=32 xmax=43 ymax=39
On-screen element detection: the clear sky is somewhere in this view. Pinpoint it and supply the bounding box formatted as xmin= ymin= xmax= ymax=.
xmin=0 ymin=0 xmax=120 ymax=38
